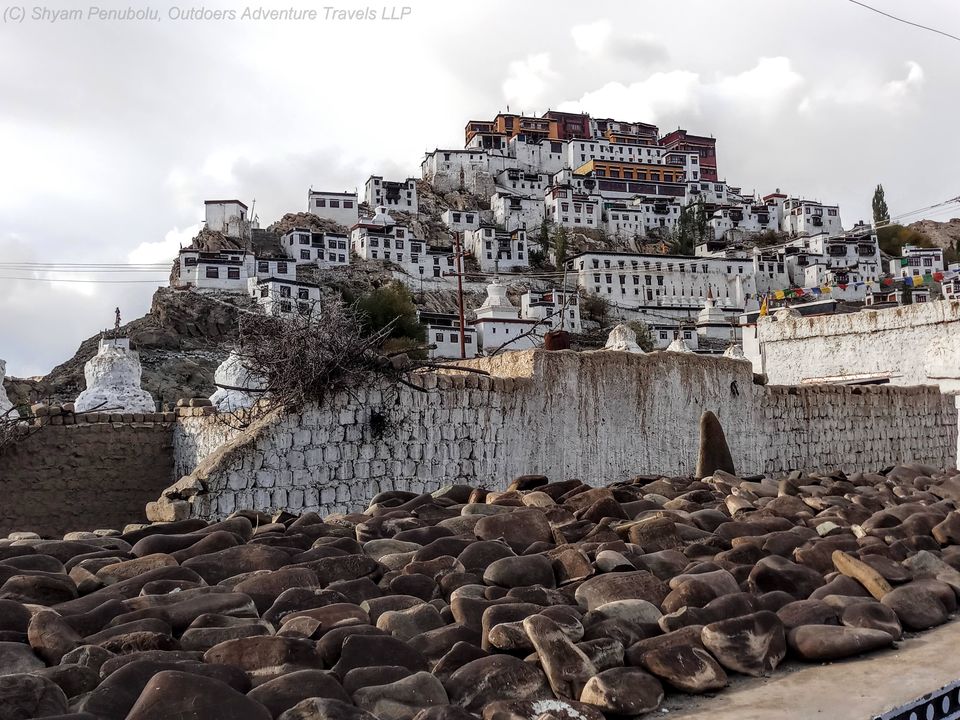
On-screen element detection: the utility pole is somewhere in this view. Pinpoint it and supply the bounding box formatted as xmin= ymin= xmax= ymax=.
xmin=454 ymin=232 xmax=467 ymax=359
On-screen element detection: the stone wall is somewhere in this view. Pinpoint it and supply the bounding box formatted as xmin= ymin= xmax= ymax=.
xmin=745 ymin=299 xmax=960 ymax=390
xmin=0 ymin=420 xmax=176 ymax=537
xmin=171 ymin=350 xmax=958 ymax=520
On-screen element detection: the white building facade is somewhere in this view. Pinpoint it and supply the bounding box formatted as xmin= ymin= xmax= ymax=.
xmin=364 ymin=176 xmax=418 ymax=214
xmin=307 ymin=190 xmax=359 ymax=228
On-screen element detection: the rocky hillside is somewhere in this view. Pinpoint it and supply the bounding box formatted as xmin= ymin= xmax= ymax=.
xmin=908 ymin=218 xmax=960 ymax=252
xmin=4 ymin=288 xmax=252 ymax=409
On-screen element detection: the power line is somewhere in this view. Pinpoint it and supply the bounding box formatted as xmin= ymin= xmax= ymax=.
xmin=0 ymin=277 xmax=167 ymax=284
xmin=846 ymin=0 xmax=960 ymax=43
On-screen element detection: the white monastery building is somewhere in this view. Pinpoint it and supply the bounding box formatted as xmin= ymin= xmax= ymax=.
xmin=307 ymin=190 xmax=359 ymax=228
xmin=281 ymin=228 xmax=350 ymax=268
xmin=364 ymin=176 xmax=419 ymax=214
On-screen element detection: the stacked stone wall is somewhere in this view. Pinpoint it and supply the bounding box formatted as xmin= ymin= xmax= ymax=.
xmin=174 ymin=351 xmax=958 ymax=520
xmin=0 ymin=419 xmax=175 ymax=536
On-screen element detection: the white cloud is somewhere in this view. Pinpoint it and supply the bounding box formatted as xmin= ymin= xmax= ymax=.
xmin=571 ymin=20 xmax=612 ymax=56
xmin=128 ymin=224 xmax=201 ymax=265
xmin=711 ymin=57 xmax=804 ymax=105
xmin=503 ymin=53 xmax=557 ymax=110
xmin=884 ymin=61 xmax=924 ymax=97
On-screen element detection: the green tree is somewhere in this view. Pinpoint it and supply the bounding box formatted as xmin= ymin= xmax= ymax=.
xmin=538 ymin=219 xmax=552 ymax=253
xmin=670 ymin=201 xmax=705 ymax=255
xmin=553 ymin=225 xmax=569 ymax=266
xmin=355 ymin=281 xmax=425 ymax=345
xmin=872 ymin=184 xmax=890 ymax=225
xmin=626 ymin=321 xmax=654 ymax=352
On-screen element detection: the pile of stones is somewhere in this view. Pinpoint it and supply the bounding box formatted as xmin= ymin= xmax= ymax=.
xmin=3 ymin=463 xmax=960 ymax=720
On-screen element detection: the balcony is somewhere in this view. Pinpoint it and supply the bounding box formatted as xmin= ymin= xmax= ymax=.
xmin=811 ymin=216 xmax=823 ymax=227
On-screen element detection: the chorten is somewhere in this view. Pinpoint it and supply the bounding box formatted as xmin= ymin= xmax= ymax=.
xmin=74 ymin=309 xmax=155 ymax=414
xmin=209 ymin=349 xmax=266 ymax=411
xmin=0 ymin=359 xmax=13 ymax=418
xmin=603 ymin=324 xmax=645 ymax=353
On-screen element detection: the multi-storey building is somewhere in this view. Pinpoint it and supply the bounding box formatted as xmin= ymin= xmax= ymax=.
xmin=520 ymin=288 xmax=581 ymax=333
xmin=659 ymin=129 xmax=719 ymax=182
xmin=249 ymin=277 xmax=322 ymax=317
xmin=175 ymin=249 xmax=295 ymax=293
xmin=593 ymin=118 xmax=659 ymax=145
xmin=491 ymin=193 xmax=546 ymax=232
xmin=281 ymin=228 xmax=350 ymax=267
xmin=364 ymin=176 xmax=418 ymax=214
xmin=889 ymin=245 xmax=945 ymax=277
xmin=544 ymin=184 xmax=601 ymax=230
xmin=307 ymin=190 xmax=359 ymax=228
xmin=708 ymin=202 xmax=778 ymax=241
xmin=604 ymin=199 xmax=682 ymax=241
xmin=441 ymin=209 xmax=482 ymax=233
xmin=464 ymin=225 xmax=529 ymax=272
xmin=204 ymin=200 xmax=252 ymax=239
xmin=418 ymin=311 xmax=478 ymax=359
xmin=351 ymin=206 xmax=456 ymax=280
xmin=565 ymin=250 xmax=757 ymax=315
xmin=776 ymin=197 xmax=842 ymax=237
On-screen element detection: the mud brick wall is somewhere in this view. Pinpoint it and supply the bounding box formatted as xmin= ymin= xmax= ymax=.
xmin=0 ymin=421 xmax=175 ymax=537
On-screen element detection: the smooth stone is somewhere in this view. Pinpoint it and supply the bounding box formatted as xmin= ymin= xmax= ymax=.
xmin=377 ymin=604 xmax=445 ymax=641
xmin=0 ymin=673 xmax=68 ymax=717
xmin=443 ymin=655 xmax=552 ymax=713
xmin=695 ymin=410 xmax=735 ymax=479
xmin=832 ymin=551 xmax=892 ymax=600
xmin=881 ymin=583 xmax=950 ymax=631
xmin=248 ymin=670 xmax=352 ymax=719
xmin=332 ymin=634 xmax=429 ymax=678
xmin=482 ymin=699 xmax=605 ymax=720
xmin=34 ymin=663 xmax=101 ymax=698
xmin=124 ymin=670 xmax=270 ymax=720
xmin=841 ymin=602 xmax=903 ymax=640
xmin=27 ymin=610 xmax=82 ymax=665
xmin=474 ymin=510 xmax=553 ymax=553
xmin=787 ymin=625 xmax=895 ymax=661
xmin=343 ymin=666 xmax=413 ymax=696
xmin=203 ymin=637 xmax=324 ymax=686
xmin=574 ymin=571 xmax=669 ymax=610
xmin=638 ymin=643 xmax=728 ymax=694
xmin=523 ymin=614 xmax=596 ymax=700
xmin=352 ymin=671 xmax=449 ymax=720
xmin=579 ymin=667 xmax=664 ymax=715
xmin=776 ymin=600 xmax=840 ymax=630
xmin=701 ymin=611 xmax=786 ymax=677
xmin=484 ymin=555 xmax=555 ymax=589
xmin=0 ymin=642 xmax=44 ymax=675
xmin=278 ymin=698 xmax=378 ymax=720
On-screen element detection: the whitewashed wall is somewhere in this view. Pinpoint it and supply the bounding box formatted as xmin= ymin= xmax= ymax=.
xmin=746 ymin=300 xmax=960 ymax=392
xmin=170 ymin=350 xmax=958 ymax=520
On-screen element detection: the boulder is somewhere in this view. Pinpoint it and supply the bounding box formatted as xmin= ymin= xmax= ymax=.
xmin=701 ymin=611 xmax=786 ymax=677
xmin=637 ymin=643 xmax=728 ymax=694
xmin=579 ymin=667 xmax=664 ymax=715
xmin=787 ymin=625 xmax=894 ymax=661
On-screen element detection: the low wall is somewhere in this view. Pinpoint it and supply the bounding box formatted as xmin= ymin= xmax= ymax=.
xmin=746 ymin=299 xmax=960 ymax=389
xmin=172 ymin=350 xmax=958 ymax=520
xmin=0 ymin=420 xmax=176 ymax=537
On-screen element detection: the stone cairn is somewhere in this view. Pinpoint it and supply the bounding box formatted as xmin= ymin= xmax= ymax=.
xmin=2 ymin=419 xmax=960 ymax=718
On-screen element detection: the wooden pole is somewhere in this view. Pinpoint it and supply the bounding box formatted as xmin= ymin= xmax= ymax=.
xmin=455 ymin=232 xmax=467 ymax=359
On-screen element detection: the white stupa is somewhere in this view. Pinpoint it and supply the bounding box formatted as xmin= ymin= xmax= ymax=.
xmin=0 ymin=359 xmax=14 ymax=418
xmin=74 ymin=315 xmax=155 ymax=414
xmin=604 ymin=324 xmax=645 ymax=353
xmin=696 ymin=289 xmax=730 ymax=340
xmin=209 ymin=350 xmax=266 ymax=411
xmin=666 ymin=337 xmax=694 ymax=353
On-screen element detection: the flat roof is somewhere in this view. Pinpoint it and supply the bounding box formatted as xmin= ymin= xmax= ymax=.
xmin=204 ymin=199 xmax=248 ymax=208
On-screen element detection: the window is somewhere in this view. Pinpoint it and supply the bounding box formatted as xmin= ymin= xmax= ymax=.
xmin=435 ymin=332 xmax=443 ymax=342
xmin=227 ymin=267 xmax=240 ymax=280
xmin=315 ymin=199 xmax=326 ymax=208
xmin=279 ymin=301 xmax=291 ymax=313
xmin=277 ymin=262 xmax=288 ymax=274
xmin=343 ymin=201 xmax=353 ymax=209
xmin=259 ymin=287 xmax=268 ymax=298
xmin=257 ymin=261 xmax=268 ymax=273
xmin=683 ymin=331 xmax=692 ymax=340
xmin=298 ymin=234 xmax=309 ymax=245
xmin=659 ymin=331 xmax=668 ymax=340
xmin=300 ymin=250 xmax=310 ymax=260
xmin=465 ymin=335 xmax=472 ymax=344
xmin=330 ymin=200 xmax=340 ymax=208
xmin=205 ymin=266 xmax=219 ymax=279
xmin=280 ymin=285 xmax=291 ymax=298
xmin=297 ymin=289 xmax=309 ymax=300
xmin=449 ymin=334 xmax=458 ymax=343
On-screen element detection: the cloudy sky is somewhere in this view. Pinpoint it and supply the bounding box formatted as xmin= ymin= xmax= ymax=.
xmin=2 ymin=0 xmax=958 ymax=376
